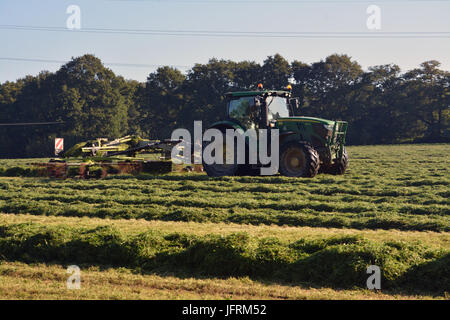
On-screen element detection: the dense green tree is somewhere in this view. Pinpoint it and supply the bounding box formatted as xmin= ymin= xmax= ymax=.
xmin=122 ymin=79 xmax=142 ymax=136
xmin=262 ymin=54 xmax=291 ymax=90
xmin=399 ymin=61 xmax=449 ymax=142
xmin=293 ymin=54 xmax=363 ymax=120
xmin=139 ymin=66 xmax=186 ymax=139
xmin=182 ymin=59 xmax=236 ymax=130
xmin=55 ymin=54 xmax=129 ymax=140
xmin=291 ymin=60 xmax=309 ymax=113
xmin=345 ymin=64 xmax=402 ymax=144
xmin=232 ymin=61 xmax=262 ymax=90
xmin=1 ymin=54 xmax=133 ymax=157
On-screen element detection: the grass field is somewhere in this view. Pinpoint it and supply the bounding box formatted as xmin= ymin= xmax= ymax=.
xmin=0 ymin=144 xmax=448 ymax=299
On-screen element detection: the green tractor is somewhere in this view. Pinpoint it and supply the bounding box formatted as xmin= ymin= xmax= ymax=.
xmin=202 ymin=86 xmax=348 ymax=178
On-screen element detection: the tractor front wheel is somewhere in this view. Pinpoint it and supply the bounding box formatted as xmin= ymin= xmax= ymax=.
xmin=327 ymin=147 xmax=348 ymax=175
xmin=279 ymin=141 xmax=320 ymax=178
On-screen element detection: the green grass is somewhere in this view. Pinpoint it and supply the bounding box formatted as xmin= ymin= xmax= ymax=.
xmin=0 ymin=144 xmax=448 ymax=232
xmin=0 ymin=221 xmax=447 ymax=293
xmin=0 ymin=144 xmax=448 ymax=298
xmin=1 ymin=214 xmax=448 ymax=248
xmin=0 ymin=158 xmax=50 ymax=168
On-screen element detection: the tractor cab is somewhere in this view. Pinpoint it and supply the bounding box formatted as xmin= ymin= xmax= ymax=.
xmin=225 ymin=90 xmax=296 ymax=130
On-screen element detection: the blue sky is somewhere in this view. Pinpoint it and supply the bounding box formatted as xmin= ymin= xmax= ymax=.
xmin=0 ymin=0 xmax=449 ymax=83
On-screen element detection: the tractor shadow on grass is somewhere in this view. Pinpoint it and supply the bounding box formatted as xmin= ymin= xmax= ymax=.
xmin=106 ymin=173 xmax=333 ymax=185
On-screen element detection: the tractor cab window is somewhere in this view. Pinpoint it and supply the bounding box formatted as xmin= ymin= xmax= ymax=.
xmin=266 ymin=96 xmax=290 ymax=121
xmin=228 ymin=96 xmax=258 ymax=129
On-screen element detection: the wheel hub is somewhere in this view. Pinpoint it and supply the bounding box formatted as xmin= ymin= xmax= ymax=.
xmin=290 ymin=157 xmax=300 ymax=167
xmin=283 ymin=148 xmax=306 ymax=174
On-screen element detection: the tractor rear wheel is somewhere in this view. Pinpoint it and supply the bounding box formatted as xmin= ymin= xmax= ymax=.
xmin=279 ymin=141 xmax=320 ymax=178
xmin=235 ymin=165 xmax=260 ymax=176
xmin=202 ymin=137 xmax=239 ymax=177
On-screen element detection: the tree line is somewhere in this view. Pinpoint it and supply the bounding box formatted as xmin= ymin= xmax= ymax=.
xmin=0 ymin=53 xmax=448 ymax=158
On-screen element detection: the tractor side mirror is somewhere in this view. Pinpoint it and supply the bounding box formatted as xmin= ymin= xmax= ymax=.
xmin=289 ymin=98 xmax=299 ymax=115
xmin=251 ymin=96 xmax=263 ymax=116
xmin=289 ymin=98 xmax=299 ymax=110
xmin=254 ymin=96 xmax=263 ymax=108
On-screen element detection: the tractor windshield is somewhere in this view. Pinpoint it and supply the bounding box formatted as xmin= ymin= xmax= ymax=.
xmin=228 ymin=96 xmax=258 ymax=128
xmin=266 ymin=96 xmax=289 ymax=121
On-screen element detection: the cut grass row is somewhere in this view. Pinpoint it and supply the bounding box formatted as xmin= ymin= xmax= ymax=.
xmin=0 ymin=166 xmax=448 ymax=232
xmin=0 ymin=198 xmax=447 ymax=232
xmin=0 ymin=219 xmax=448 ymax=294
xmin=2 ymin=261 xmax=442 ymax=300
xmin=2 ymin=180 xmax=449 ymax=208
xmin=0 ymin=180 xmax=447 ymax=232
xmin=1 ymin=214 xmax=448 ymax=250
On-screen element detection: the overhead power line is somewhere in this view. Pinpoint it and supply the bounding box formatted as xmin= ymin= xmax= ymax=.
xmin=108 ymin=0 xmax=450 ymax=3
xmin=0 ymin=122 xmax=65 ymax=126
xmin=0 ymin=25 xmax=449 ymax=38
xmin=0 ymin=57 xmax=190 ymax=69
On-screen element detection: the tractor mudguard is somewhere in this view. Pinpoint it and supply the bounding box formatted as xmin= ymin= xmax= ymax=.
xmin=208 ymin=120 xmax=246 ymax=132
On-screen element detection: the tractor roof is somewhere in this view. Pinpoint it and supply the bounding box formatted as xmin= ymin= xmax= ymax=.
xmin=225 ymin=90 xmax=291 ymax=98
